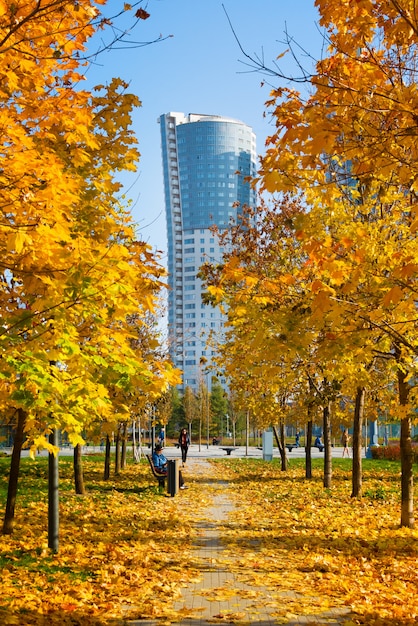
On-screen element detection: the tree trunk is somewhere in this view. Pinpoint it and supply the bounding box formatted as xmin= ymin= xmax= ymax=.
xmin=396 ymin=348 xmax=414 ymax=528
xmin=199 ymin=418 xmax=202 ymax=451
xmin=115 ymin=427 xmax=121 ymax=476
xmin=305 ymin=377 xmax=315 ymax=479
xmin=272 ymin=424 xmax=282 ymax=453
xmin=351 ymin=386 xmax=365 ymax=498
xmin=104 ymin=435 xmax=111 ymax=480
xmin=323 ymin=402 xmax=332 ymax=488
xmin=305 ymin=418 xmax=313 ymax=479
xmin=121 ymin=422 xmax=127 ymax=469
xmin=272 ymin=424 xmax=285 ymax=466
xmin=73 ymin=443 xmax=85 ymax=495
xmin=132 ymin=418 xmax=141 ymax=462
xmin=272 ymin=424 xmax=287 ymax=470
xmin=280 ymin=422 xmax=288 ymax=471
xmin=3 ymin=408 xmax=26 ymax=535
xmin=48 ymin=429 xmax=59 ymax=553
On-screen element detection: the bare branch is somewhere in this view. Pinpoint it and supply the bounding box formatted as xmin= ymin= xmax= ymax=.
xmin=222 ymin=2 xmax=320 ymax=84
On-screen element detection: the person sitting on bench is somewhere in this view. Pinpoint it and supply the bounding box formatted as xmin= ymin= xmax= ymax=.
xmin=152 ymin=444 xmax=188 ymax=489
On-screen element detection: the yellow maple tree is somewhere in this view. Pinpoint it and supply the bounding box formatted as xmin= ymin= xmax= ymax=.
xmin=253 ymin=0 xmax=417 ymax=527
xmin=0 ymin=1 xmax=180 ymax=533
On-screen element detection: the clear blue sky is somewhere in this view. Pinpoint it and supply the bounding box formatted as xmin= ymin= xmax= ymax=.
xmin=86 ymin=0 xmax=322 ymax=263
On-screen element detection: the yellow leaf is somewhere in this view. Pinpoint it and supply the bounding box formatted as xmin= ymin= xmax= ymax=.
xmin=382 ymin=285 xmax=404 ymax=306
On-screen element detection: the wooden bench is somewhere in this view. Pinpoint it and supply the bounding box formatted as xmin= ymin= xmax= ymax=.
xmin=220 ymin=447 xmax=237 ymax=456
xmin=146 ymin=454 xmax=166 ymax=490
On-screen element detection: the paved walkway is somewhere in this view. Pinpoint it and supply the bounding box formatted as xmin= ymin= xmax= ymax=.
xmin=128 ymin=458 xmax=353 ymax=626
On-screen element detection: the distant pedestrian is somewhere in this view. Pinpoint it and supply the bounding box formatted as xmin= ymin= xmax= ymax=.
xmin=158 ymin=428 xmax=165 ymax=447
xmin=295 ymin=431 xmax=300 ymax=447
xmin=178 ymin=428 xmax=190 ymax=466
xmin=341 ymin=429 xmax=350 ymax=458
xmin=314 ymin=435 xmax=324 ymax=451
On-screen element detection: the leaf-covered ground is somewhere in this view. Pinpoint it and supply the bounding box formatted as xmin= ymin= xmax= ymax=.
xmin=0 ymin=453 xmax=200 ymax=625
xmin=205 ymin=458 xmax=418 ymax=625
xmin=0 ymin=453 xmax=417 ymax=625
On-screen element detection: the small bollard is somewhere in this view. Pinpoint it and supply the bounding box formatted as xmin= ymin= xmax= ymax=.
xmin=167 ymin=459 xmax=180 ymax=496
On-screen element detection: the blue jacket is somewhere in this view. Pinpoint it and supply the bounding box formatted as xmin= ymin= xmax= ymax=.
xmin=152 ymin=451 xmax=167 ymax=470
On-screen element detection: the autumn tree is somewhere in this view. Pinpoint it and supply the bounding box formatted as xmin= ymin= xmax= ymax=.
xmin=200 ymin=174 xmax=410 ymax=494
xmin=210 ymin=378 xmax=228 ymax=437
xmin=182 ymin=386 xmax=198 ymax=439
xmin=252 ymin=0 xmax=418 ymax=527
xmin=0 ymin=1 xmax=180 ymax=533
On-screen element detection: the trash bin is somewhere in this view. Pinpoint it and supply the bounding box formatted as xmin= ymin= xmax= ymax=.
xmin=167 ymin=459 xmax=180 ymax=497
xmin=262 ymin=429 xmax=273 ymax=461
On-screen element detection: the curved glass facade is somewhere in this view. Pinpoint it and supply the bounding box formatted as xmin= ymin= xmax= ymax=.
xmin=159 ymin=113 xmax=256 ymax=391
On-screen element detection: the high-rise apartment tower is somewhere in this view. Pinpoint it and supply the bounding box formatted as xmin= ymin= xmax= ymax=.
xmin=159 ymin=112 xmax=257 ymax=391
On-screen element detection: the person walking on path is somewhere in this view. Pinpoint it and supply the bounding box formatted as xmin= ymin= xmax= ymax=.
xmin=157 ymin=427 xmax=165 ymax=447
xmin=178 ymin=428 xmax=190 ymax=466
xmin=342 ymin=428 xmax=350 ymax=458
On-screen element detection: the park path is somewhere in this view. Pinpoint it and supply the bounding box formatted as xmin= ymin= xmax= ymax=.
xmin=129 ymin=458 xmax=353 ymax=626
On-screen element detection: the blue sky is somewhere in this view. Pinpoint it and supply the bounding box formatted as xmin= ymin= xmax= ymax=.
xmin=86 ymin=0 xmax=322 ymax=262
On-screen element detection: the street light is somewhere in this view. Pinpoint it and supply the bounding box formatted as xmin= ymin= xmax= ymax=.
xmin=206 ymin=372 xmax=210 ymax=449
xmin=199 ymin=357 xmax=210 ymax=450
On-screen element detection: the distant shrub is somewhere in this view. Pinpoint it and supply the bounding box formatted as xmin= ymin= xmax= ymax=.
xmin=371 ymin=443 xmax=418 ymax=463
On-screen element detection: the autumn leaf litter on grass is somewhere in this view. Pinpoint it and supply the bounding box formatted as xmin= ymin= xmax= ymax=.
xmin=0 ymin=458 xmax=201 ymax=625
xmin=1 ymin=456 xmax=417 ymax=625
xmin=207 ymin=459 xmax=418 ymax=625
